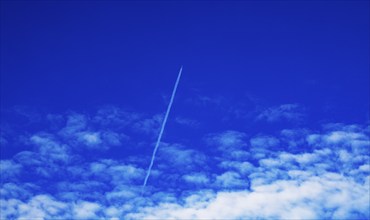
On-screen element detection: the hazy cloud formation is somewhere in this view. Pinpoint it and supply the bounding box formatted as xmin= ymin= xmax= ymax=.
xmin=0 ymin=106 xmax=369 ymax=219
xmin=257 ymin=104 xmax=305 ymax=123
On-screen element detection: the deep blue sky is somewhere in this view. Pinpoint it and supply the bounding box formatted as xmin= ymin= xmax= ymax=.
xmin=1 ymin=1 xmax=369 ymax=219
xmin=2 ymin=1 xmax=369 ymax=120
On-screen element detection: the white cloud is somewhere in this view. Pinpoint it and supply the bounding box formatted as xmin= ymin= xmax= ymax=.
xmin=215 ymin=171 xmax=247 ymax=188
xmin=250 ymin=135 xmax=279 ymax=148
xmin=73 ymin=201 xmax=101 ymax=219
xmin=89 ymin=159 xmax=145 ymax=185
xmin=126 ymin=123 xmax=369 ymax=219
xmin=205 ymin=130 xmax=247 ymax=150
xmin=0 ymin=160 xmax=22 ymax=180
xmin=1 ymin=107 xmax=369 ymax=219
xmin=30 ymin=134 xmax=70 ymax=162
xmin=133 ymin=113 xmax=163 ymax=134
xmin=106 ymin=186 xmax=139 ymax=203
xmin=219 ymin=161 xmax=254 ymax=175
xmin=0 ymin=183 xmax=34 ymax=201
xmin=158 ymin=144 xmax=207 ymax=171
xmin=129 ymin=173 xmax=369 ymax=219
xmin=249 ymin=135 xmax=279 ymax=159
xmin=77 ymin=132 xmax=102 ymax=146
xmin=183 ymin=173 xmax=210 ymax=185
xmin=2 ymin=195 xmax=69 ymax=220
xmin=0 ymin=198 xmax=23 ymax=219
xmin=101 ymin=131 xmax=128 ymax=146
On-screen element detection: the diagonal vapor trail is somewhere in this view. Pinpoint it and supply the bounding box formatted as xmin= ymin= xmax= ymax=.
xmin=141 ymin=66 xmax=183 ymax=195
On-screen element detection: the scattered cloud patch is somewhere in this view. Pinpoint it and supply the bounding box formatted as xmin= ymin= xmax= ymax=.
xmin=77 ymin=132 xmax=102 ymax=146
xmin=175 ymin=117 xmax=200 ymax=127
xmin=257 ymin=104 xmax=305 ymax=122
xmin=205 ymin=130 xmax=247 ymax=150
xmin=183 ymin=173 xmax=210 ymax=185
xmin=133 ymin=113 xmax=163 ymax=135
xmin=1 ymin=106 xmax=369 ymax=219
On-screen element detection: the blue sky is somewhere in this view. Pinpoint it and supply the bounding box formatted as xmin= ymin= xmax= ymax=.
xmin=1 ymin=1 xmax=369 ymax=219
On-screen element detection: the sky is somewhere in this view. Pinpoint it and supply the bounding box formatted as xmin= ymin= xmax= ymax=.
xmin=0 ymin=1 xmax=369 ymax=219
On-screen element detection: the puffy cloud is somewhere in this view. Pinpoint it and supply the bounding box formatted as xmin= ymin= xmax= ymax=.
xmin=183 ymin=173 xmax=210 ymax=185
xmin=0 ymin=183 xmax=35 ymax=201
xmin=126 ymin=123 xmax=369 ymax=219
xmin=73 ymin=201 xmax=101 ymax=219
xmin=77 ymin=132 xmax=102 ymax=146
xmin=1 ymin=195 xmax=69 ymax=220
xmin=248 ymin=135 xmax=280 ymax=160
xmin=1 ymin=106 xmax=369 ymax=219
xmin=219 ymin=161 xmax=255 ymax=175
xmin=89 ymin=159 xmax=145 ymax=185
xmin=129 ymin=173 xmax=369 ymax=220
xmin=30 ymin=134 xmax=70 ymax=162
xmin=215 ymin=171 xmax=247 ymax=188
xmin=158 ymin=144 xmax=207 ymax=171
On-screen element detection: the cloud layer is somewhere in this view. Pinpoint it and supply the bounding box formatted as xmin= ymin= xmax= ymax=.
xmin=1 ymin=107 xmax=369 ymax=219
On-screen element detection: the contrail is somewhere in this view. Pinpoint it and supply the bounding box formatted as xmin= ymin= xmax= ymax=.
xmin=141 ymin=66 xmax=183 ymax=195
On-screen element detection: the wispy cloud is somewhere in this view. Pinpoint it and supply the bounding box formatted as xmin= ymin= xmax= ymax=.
xmin=205 ymin=130 xmax=247 ymax=150
xmin=257 ymin=104 xmax=305 ymax=122
xmin=133 ymin=113 xmax=163 ymax=135
xmin=175 ymin=117 xmax=200 ymax=127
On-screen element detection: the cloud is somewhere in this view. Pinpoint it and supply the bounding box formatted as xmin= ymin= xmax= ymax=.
xmin=0 ymin=183 xmax=35 ymax=201
xmin=280 ymin=128 xmax=309 ymax=150
xmin=250 ymin=135 xmax=279 ymax=148
xmin=257 ymin=104 xmax=305 ymax=122
xmin=93 ymin=106 xmax=140 ymax=127
xmin=101 ymin=131 xmax=128 ymax=146
xmin=215 ymin=171 xmax=246 ymax=188
xmin=248 ymin=135 xmax=280 ymax=160
xmin=175 ymin=117 xmax=200 ymax=127
xmin=205 ymin=130 xmax=247 ymax=150
xmin=1 ymin=195 xmax=69 ymax=220
xmin=77 ymin=132 xmax=102 ymax=146
xmin=133 ymin=113 xmax=163 ymax=135
xmin=0 ymin=160 xmax=22 ymax=180
xmin=1 ymin=106 xmax=369 ymax=219
xmin=73 ymin=201 xmax=101 ymax=219
xmin=127 ymin=123 xmax=369 ymax=219
xmin=30 ymin=134 xmax=70 ymax=162
xmin=56 ymin=111 xmax=131 ymax=150
xmin=59 ymin=113 xmax=87 ymax=136
xmin=158 ymin=143 xmax=207 ymax=171
xmin=88 ymin=159 xmax=145 ymax=185
xmin=182 ymin=173 xmax=210 ymax=185
xmin=130 ymin=165 xmax=369 ymax=220
xmin=219 ymin=161 xmax=255 ymax=175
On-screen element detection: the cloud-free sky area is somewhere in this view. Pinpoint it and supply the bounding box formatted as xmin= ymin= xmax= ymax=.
xmin=1 ymin=1 xmax=369 ymax=219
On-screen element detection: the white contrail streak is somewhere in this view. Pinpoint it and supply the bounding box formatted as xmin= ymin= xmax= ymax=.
xmin=141 ymin=66 xmax=183 ymax=195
